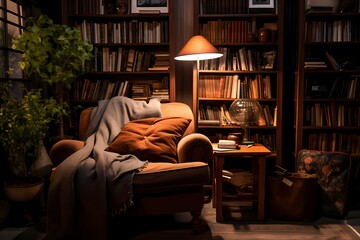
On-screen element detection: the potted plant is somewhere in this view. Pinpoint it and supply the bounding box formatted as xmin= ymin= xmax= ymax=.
xmin=0 ymin=81 xmax=66 ymax=227
xmin=0 ymin=82 xmax=66 ymax=179
xmin=11 ymin=14 xmax=93 ymax=139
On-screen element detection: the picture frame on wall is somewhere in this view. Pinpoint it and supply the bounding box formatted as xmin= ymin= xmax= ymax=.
xmin=248 ymin=0 xmax=275 ymax=13
xmin=131 ymin=0 xmax=168 ymax=14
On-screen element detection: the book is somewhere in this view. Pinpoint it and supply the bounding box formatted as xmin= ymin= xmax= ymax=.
xmin=222 ymin=169 xmax=234 ymax=177
xmin=221 ymin=104 xmax=236 ymax=124
xmin=273 ymin=106 xmax=277 ymax=127
xmin=126 ymin=49 xmax=136 ymax=72
xmin=220 ymin=105 xmax=231 ymax=126
xmin=198 ymin=119 xmax=221 ymax=126
xmin=258 ymin=106 xmax=267 ymax=126
xmin=238 ymin=47 xmax=248 ymax=71
xmin=304 ymin=63 xmax=327 ymax=68
xmin=148 ymin=66 xmax=169 ymax=71
xmin=265 ymin=105 xmax=274 ymax=126
xmin=324 ymin=52 xmax=340 ymax=70
xmin=135 ymin=50 xmax=145 ymax=72
xmin=218 ymin=140 xmax=237 ymax=149
xmin=304 ymin=61 xmax=326 ymax=65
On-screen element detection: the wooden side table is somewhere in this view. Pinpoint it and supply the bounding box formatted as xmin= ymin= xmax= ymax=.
xmin=212 ymin=143 xmax=271 ymax=222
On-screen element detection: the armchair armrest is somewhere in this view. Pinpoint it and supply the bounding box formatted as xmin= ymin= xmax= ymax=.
xmin=50 ymin=139 xmax=85 ymax=167
xmin=177 ymin=133 xmax=213 ymax=163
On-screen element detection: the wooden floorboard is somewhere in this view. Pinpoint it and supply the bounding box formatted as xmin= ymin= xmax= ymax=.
xmin=5 ymin=200 xmax=360 ymax=240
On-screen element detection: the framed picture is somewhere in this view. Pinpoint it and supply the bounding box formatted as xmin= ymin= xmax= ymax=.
xmin=262 ymin=50 xmax=276 ymax=70
xmin=248 ymin=0 xmax=275 ymax=13
xmin=131 ymin=0 xmax=168 ymax=14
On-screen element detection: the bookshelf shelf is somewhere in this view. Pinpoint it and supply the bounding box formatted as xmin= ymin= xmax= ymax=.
xmin=194 ymin=0 xmax=284 ymax=165
xmin=199 ymin=14 xmax=279 ymax=18
xmin=199 ymin=70 xmax=277 ymax=74
xmin=82 ymin=71 xmax=170 ymax=75
xmin=61 ymin=0 xmax=175 ymax=138
xmin=198 ymin=125 xmax=276 ymax=129
xmin=92 ymin=43 xmax=170 ymax=47
xmin=199 ymin=97 xmax=277 ymax=101
xmin=295 ymin=1 xmax=360 ymax=158
xmin=303 ymin=126 xmax=360 ymax=130
xmin=68 ymin=13 xmax=170 ymax=19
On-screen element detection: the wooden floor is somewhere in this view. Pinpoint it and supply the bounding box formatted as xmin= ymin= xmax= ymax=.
xmin=3 ymin=199 xmax=360 ymax=240
xmin=199 ymin=201 xmax=360 ymax=240
xmin=109 ymin=200 xmax=360 ymax=240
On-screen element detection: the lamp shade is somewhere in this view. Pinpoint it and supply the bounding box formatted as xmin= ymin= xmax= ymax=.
xmin=174 ymin=35 xmax=223 ymax=61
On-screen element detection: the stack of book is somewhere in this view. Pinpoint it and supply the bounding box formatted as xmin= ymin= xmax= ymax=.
xmin=218 ymin=140 xmax=238 ymax=149
xmin=222 ymin=169 xmax=253 ymax=195
xmin=304 ymin=58 xmax=327 ymax=69
xmin=151 ymin=79 xmax=169 ymax=100
xmin=148 ymin=53 xmax=170 ymax=71
xmin=131 ymin=83 xmax=152 ymax=100
xmin=151 ymin=88 xmax=169 ymax=100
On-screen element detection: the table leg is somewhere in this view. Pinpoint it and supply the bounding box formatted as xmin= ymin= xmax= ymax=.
xmin=215 ymin=156 xmax=224 ymax=222
xmin=212 ymin=154 xmax=216 ymax=208
xmin=257 ymin=156 xmax=266 ymax=221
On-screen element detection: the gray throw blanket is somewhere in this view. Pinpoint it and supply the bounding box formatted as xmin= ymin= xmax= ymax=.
xmin=45 ymin=96 xmax=162 ymax=240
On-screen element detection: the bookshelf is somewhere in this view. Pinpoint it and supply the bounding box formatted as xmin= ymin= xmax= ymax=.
xmin=194 ymin=0 xmax=284 ymax=166
xmin=295 ymin=1 xmax=360 ymax=159
xmin=60 ymin=0 xmax=175 ymax=137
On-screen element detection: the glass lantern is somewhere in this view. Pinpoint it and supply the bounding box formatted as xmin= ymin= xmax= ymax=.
xmin=229 ymin=99 xmax=261 ymax=144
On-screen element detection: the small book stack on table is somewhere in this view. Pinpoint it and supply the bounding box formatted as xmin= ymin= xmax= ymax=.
xmin=217 ymin=140 xmax=239 ymax=149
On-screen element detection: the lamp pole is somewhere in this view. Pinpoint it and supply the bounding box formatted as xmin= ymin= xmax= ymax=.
xmin=175 ymin=35 xmax=223 ymax=132
xmin=194 ymin=58 xmax=200 ymax=132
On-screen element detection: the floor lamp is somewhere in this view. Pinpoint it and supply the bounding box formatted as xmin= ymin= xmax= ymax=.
xmin=174 ymin=35 xmax=223 ymax=131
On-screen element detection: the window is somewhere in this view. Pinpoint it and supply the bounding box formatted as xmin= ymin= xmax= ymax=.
xmin=0 ymin=0 xmax=25 ymax=80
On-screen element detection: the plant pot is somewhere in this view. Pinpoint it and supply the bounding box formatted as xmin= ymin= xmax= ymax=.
xmin=3 ymin=176 xmax=44 ymax=202
xmin=227 ymin=132 xmax=243 ymax=145
xmin=0 ymin=199 xmax=10 ymax=226
xmin=8 ymin=147 xmax=27 ymax=177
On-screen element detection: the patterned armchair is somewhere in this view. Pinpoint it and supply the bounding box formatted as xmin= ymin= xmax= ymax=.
xmin=296 ymin=149 xmax=352 ymax=217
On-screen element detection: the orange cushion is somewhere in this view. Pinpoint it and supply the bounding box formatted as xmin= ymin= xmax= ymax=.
xmin=105 ymin=117 xmax=191 ymax=163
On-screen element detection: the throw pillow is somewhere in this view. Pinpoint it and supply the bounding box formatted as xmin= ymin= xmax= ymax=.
xmin=105 ymin=117 xmax=191 ymax=163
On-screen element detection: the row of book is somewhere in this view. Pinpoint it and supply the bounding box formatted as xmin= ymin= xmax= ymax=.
xmin=200 ymin=0 xmax=249 ymax=14
xmin=200 ymin=20 xmax=250 ymax=44
xmin=305 ymin=20 xmax=360 ymax=43
xmin=306 ymin=75 xmax=360 ymax=99
xmin=199 ymin=74 xmax=272 ymax=99
xmin=251 ymin=133 xmax=276 ymax=151
xmin=200 ymin=19 xmax=277 ymax=44
xmin=73 ymin=78 xmax=169 ymax=101
xmin=304 ymin=103 xmax=360 ymax=127
xmin=328 ymin=75 xmax=360 ymax=98
xmin=67 ymin=0 xmax=105 ymax=14
xmin=199 ymin=103 xmax=277 ymax=127
xmin=79 ymin=19 xmax=169 ymax=44
xmin=91 ymin=47 xmax=169 ymax=72
xmin=200 ymin=47 xmax=276 ymax=71
xmin=308 ymin=133 xmax=360 ymax=155
xmin=130 ymin=79 xmax=169 ymax=100
xmin=305 ymin=51 xmax=360 ymax=71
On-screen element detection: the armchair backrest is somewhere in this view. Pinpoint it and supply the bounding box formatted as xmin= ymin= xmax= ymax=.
xmin=78 ymin=102 xmax=195 ymax=140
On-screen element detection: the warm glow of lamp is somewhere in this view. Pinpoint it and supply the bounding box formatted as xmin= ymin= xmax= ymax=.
xmin=175 ymin=35 xmax=223 ymax=130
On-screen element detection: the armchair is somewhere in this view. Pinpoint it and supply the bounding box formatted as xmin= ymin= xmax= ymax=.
xmin=50 ymin=101 xmax=213 ymax=235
